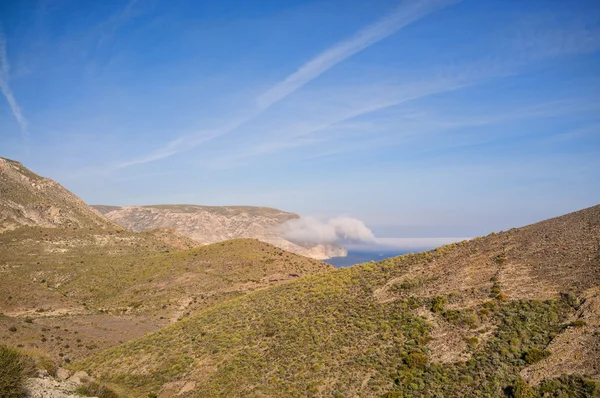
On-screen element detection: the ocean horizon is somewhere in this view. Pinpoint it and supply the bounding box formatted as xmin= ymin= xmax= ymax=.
xmin=324 ymin=249 xmax=411 ymax=268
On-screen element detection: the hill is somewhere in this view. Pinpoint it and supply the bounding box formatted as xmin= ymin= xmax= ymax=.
xmin=77 ymin=205 xmax=600 ymax=397
xmin=0 ymin=160 xmax=333 ymax=368
xmin=0 ymin=157 xmax=117 ymax=232
xmin=91 ymin=204 xmax=347 ymax=260
xmin=0 ymin=227 xmax=332 ymax=363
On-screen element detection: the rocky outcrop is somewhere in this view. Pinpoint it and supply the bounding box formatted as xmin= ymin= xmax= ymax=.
xmin=92 ymin=204 xmax=347 ymax=260
xmin=0 ymin=158 xmax=118 ymax=233
xmin=25 ymin=369 xmax=92 ymax=398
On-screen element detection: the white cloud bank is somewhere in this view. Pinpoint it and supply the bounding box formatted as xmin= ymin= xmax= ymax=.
xmin=281 ymin=216 xmax=470 ymax=251
xmin=280 ymin=216 xmax=376 ymax=245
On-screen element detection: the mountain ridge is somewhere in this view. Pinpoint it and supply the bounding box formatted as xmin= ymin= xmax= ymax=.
xmin=92 ymin=204 xmax=348 ymax=260
xmin=0 ymin=157 xmax=118 ymax=232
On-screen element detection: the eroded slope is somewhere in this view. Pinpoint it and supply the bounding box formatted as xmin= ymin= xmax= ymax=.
xmin=0 ymin=158 xmax=117 ymax=232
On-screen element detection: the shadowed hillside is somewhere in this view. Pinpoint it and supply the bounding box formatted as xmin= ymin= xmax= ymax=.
xmin=77 ymin=205 xmax=600 ymax=397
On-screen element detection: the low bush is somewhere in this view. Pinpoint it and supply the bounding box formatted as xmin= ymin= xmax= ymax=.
xmin=570 ymin=319 xmax=587 ymax=328
xmin=405 ymin=352 xmax=429 ymax=369
xmin=430 ymin=296 xmax=446 ymax=313
xmin=391 ymin=278 xmax=422 ymax=293
xmin=75 ymin=380 xmax=120 ymax=398
xmin=507 ymin=377 xmax=534 ymax=398
xmin=0 ymin=345 xmax=34 ymax=398
xmin=523 ymin=348 xmax=551 ymax=365
xmin=536 ymin=375 xmax=599 ymax=397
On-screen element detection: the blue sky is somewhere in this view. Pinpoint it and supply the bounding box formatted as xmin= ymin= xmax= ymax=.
xmin=1 ymin=0 xmax=599 ymax=239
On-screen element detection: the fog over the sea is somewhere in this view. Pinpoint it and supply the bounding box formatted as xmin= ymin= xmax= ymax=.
xmin=281 ymin=216 xmax=469 ymax=252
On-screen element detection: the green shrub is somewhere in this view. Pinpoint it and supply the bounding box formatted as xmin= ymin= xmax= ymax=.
xmin=570 ymin=319 xmax=586 ymax=328
xmin=75 ymin=380 xmax=120 ymax=398
xmin=443 ymin=308 xmax=479 ymax=329
xmin=465 ymin=336 xmax=479 ymax=349
xmin=405 ymin=352 xmax=428 ymax=369
xmin=382 ymin=298 xmax=572 ymax=397
xmin=383 ymin=392 xmax=403 ymax=398
xmin=495 ymin=255 xmax=508 ymax=264
xmin=522 ymin=348 xmax=550 ymax=364
xmin=19 ymin=349 xmax=56 ymax=377
xmin=536 ymin=375 xmax=599 ymax=397
xmin=0 ymin=346 xmax=28 ymax=398
xmin=391 ymin=278 xmax=422 ymax=293
xmin=560 ymin=292 xmax=580 ymax=308
xmin=509 ymin=377 xmax=534 ymax=398
xmin=430 ymin=296 xmax=446 ymax=313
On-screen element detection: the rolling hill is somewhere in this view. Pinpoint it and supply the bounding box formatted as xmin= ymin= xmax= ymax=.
xmin=77 ymin=205 xmax=600 ymax=397
xmin=0 ymin=159 xmax=333 ymax=368
xmin=0 ymin=230 xmax=332 ymax=365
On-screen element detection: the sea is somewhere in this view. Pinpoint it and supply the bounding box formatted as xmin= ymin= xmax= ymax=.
xmin=324 ymin=249 xmax=411 ymax=268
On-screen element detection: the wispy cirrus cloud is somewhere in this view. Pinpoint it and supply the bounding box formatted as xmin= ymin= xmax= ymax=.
xmin=112 ymin=1 xmax=600 ymax=172
xmin=111 ymin=118 xmax=250 ymax=169
xmin=114 ymin=0 xmax=460 ymax=169
xmin=96 ymin=0 xmax=140 ymax=48
xmin=200 ymin=21 xmax=600 ymax=168
xmin=255 ymin=0 xmax=459 ymax=110
xmin=0 ymin=32 xmax=28 ymax=140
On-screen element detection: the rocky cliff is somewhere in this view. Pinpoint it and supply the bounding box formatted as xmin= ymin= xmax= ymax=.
xmin=92 ymin=204 xmax=347 ymax=260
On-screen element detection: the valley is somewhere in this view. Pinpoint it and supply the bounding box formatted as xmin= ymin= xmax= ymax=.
xmin=1 ymin=157 xmax=598 ymax=398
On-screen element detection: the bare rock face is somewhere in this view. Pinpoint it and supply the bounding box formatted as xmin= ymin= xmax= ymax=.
xmin=92 ymin=204 xmax=347 ymax=260
xmin=24 ymin=369 xmax=92 ymax=398
xmin=0 ymin=158 xmax=118 ymax=233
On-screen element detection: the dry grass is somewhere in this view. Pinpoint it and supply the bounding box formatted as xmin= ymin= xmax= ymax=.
xmin=0 ymin=225 xmax=331 ymax=365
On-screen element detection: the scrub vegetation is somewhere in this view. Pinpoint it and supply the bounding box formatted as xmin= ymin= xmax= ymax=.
xmin=1 ymin=158 xmax=599 ymax=397
xmin=77 ymin=206 xmax=600 ymax=397
xmin=0 ymin=345 xmax=36 ymax=398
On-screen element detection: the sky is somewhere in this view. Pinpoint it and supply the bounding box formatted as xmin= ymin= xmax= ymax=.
xmin=1 ymin=0 xmax=599 ymax=242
